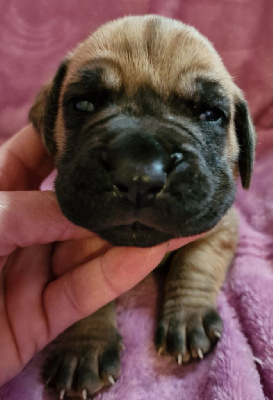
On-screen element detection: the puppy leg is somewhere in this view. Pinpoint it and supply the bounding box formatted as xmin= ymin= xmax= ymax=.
xmin=156 ymin=208 xmax=238 ymax=363
xmin=42 ymin=301 xmax=123 ymax=399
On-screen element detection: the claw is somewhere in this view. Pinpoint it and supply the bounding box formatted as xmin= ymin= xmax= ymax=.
xmin=157 ymin=346 xmax=164 ymax=356
xmin=45 ymin=377 xmax=52 ymax=386
xmin=119 ymin=342 xmax=126 ymax=351
xmin=197 ymin=348 xmax=203 ymax=359
xmin=59 ymin=389 xmax=65 ymax=400
xmin=108 ymin=375 xmax=116 ymax=386
xmin=177 ymin=353 xmax=183 ymax=365
xmin=214 ymin=330 xmax=222 ymax=339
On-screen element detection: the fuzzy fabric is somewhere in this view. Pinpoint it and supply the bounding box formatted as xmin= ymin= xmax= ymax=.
xmin=0 ymin=1 xmax=273 ymax=399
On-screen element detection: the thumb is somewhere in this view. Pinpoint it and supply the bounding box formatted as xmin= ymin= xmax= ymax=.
xmin=0 ymin=190 xmax=92 ymax=258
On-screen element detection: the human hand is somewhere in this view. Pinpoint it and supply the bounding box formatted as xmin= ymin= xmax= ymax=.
xmin=0 ymin=125 xmax=201 ymax=385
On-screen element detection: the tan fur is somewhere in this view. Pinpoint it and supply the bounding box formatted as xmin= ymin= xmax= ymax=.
xmin=47 ymin=16 xmax=239 ymax=159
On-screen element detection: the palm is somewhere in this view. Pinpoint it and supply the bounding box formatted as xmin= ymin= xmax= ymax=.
xmin=0 ymin=242 xmax=53 ymax=383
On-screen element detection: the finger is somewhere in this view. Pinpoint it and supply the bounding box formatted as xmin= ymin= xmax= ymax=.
xmin=52 ymin=236 xmax=112 ymax=276
xmin=52 ymin=234 xmax=202 ymax=277
xmin=0 ymin=191 xmax=93 ymax=258
xmin=0 ymin=270 xmax=23 ymax=385
xmin=167 ymin=235 xmax=203 ymax=252
xmin=3 ymin=245 xmax=53 ymax=369
xmin=0 ymin=125 xmax=54 ymax=190
xmin=43 ymin=237 xmax=198 ymax=340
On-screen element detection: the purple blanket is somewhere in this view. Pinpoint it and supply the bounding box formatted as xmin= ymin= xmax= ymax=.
xmin=1 ymin=1 xmax=273 ymax=399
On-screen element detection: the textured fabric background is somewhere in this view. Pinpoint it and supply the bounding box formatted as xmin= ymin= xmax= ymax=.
xmin=0 ymin=0 xmax=273 ymax=399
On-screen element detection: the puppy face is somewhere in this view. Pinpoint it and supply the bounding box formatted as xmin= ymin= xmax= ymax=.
xmin=30 ymin=15 xmax=255 ymax=247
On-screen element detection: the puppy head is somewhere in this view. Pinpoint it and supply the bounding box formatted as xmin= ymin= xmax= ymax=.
xmin=29 ymin=15 xmax=255 ymax=247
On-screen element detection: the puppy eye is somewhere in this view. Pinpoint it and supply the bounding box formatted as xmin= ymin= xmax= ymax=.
xmin=199 ymin=108 xmax=223 ymax=122
xmin=74 ymin=100 xmax=94 ymax=112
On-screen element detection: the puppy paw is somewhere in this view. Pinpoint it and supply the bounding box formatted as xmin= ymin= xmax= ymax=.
xmin=155 ymin=307 xmax=222 ymax=364
xmin=42 ymin=331 xmax=123 ymax=399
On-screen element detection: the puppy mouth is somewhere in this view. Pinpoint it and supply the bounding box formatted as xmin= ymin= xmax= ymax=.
xmin=99 ymin=221 xmax=173 ymax=247
xmin=69 ymin=188 xmax=222 ymax=247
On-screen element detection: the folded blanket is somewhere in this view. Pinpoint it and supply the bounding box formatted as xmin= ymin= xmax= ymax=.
xmin=0 ymin=0 xmax=273 ymax=399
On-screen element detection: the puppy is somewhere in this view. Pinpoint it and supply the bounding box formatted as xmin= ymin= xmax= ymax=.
xmin=29 ymin=15 xmax=255 ymax=399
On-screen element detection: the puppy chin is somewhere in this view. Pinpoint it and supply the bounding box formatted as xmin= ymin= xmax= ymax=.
xmin=96 ymin=206 xmax=228 ymax=247
xmin=55 ymin=174 xmax=236 ymax=248
xmin=98 ymin=223 xmax=173 ymax=247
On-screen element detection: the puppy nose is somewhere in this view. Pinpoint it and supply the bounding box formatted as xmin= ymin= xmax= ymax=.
xmin=113 ymin=159 xmax=166 ymax=207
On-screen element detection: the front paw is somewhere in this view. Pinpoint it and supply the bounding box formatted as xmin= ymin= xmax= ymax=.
xmin=155 ymin=307 xmax=222 ymax=364
xmin=42 ymin=331 xmax=123 ymax=399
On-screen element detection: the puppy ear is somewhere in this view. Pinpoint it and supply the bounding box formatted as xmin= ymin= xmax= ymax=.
xmin=234 ymin=95 xmax=256 ymax=189
xmin=29 ymin=59 xmax=69 ymax=156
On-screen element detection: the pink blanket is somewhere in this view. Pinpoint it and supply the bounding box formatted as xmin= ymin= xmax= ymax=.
xmin=1 ymin=1 xmax=273 ymax=399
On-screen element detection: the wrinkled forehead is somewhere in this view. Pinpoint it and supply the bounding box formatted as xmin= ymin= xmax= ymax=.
xmin=64 ymin=16 xmax=234 ymax=98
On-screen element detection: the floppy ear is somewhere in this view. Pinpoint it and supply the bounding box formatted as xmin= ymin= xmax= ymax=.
xmin=234 ymin=95 xmax=256 ymax=189
xmin=29 ymin=59 xmax=69 ymax=156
